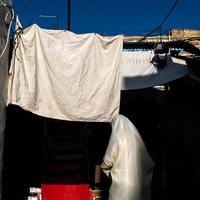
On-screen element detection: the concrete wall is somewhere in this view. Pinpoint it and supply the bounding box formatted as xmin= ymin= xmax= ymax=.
xmin=121 ymin=28 xmax=200 ymax=51
xmin=0 ymin=0 xmax=12 ymax=199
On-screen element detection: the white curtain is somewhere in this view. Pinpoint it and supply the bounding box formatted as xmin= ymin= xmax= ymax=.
xmin=7 ymin=18 xmax=123 ymax=122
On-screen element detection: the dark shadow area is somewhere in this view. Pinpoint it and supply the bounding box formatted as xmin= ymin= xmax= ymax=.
xmin=3 ymin=75 xmax=200 ymax=200
xmin=3 ymin=105 xmax=44 ymax=200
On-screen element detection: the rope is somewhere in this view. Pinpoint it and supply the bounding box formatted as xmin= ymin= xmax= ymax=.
xmin=0 ymin=7 xmax=15 ymax=58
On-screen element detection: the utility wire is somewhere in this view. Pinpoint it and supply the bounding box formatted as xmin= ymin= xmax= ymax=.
xmin=160 ymin=0 xmax=179 ymax=28
xmin=18 ymin=0 xmax=33 ymax=15
xmin=139 ymin=0 xmax=179 ymax=42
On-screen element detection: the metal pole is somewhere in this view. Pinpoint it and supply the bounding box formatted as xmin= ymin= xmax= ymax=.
xmin=57 ymin=16 xmax=58 ymax=30
xmin=68 ymin=0 xmax=71 ymax=31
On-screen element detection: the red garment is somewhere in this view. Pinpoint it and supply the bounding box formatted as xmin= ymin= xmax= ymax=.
xmin=41 ymin=184 xmax=90 ymax=200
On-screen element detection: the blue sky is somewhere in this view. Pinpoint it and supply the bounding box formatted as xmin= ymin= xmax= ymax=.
xmin=12 ymin=0 xmax=200 ymax=36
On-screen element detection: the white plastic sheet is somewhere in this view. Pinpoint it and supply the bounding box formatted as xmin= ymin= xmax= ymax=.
xmin=121 ymin=51 xmax=190 ymax=90
xmin=7 ymin=18 xmax=123 ymax=122
xmin=101 ymin=115 xmax=155 ymax=200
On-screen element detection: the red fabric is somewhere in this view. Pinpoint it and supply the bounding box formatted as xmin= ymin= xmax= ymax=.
xmin=41 ymin=184 xmax=90 ymax=200
xmin=89 ymin=189 xmax=94 ymax=200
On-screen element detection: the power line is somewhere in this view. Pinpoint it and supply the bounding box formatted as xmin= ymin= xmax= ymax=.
xmin=18 ymin=0 xmax=33 ymax=15
xmin=139 ymin=0 xmax=179 ymax=42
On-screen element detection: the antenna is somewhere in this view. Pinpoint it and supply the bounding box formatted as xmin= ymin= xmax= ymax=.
xmin=39 ymin=14 xmax=59 ymax=30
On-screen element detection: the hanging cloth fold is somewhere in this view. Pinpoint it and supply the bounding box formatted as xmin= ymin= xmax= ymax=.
xmin=121 ymin=51 xmax=190 ymax=90
xmin=7 ymin=17 xmax=123 ymax=122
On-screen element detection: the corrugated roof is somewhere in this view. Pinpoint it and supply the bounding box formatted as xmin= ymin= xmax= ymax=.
xmin=123 ymin=41 xmax=200 ymax=55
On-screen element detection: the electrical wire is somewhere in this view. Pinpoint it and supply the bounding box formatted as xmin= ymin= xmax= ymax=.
xmin=18 ymin=0 xmax=33 ymax=15
xmin=0 ymin=7 xmax=15 ymax=58
xmin=139 ymin=0 xmax=179 ymax=42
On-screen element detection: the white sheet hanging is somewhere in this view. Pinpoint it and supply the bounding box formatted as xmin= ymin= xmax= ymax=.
xmin=7 ymin=18 xmax=123 ymax=122
xmin=121 ymin=51 xmax=190 ymax=90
